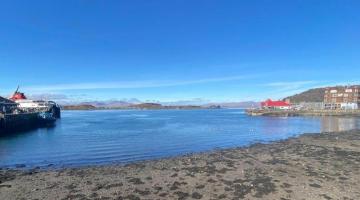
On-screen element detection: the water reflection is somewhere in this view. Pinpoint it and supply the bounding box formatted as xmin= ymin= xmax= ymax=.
xmin=321 ymin=117 xmax=359 ymax=132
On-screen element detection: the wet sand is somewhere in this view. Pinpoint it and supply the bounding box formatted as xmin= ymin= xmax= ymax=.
xmin=1 ymin=130 xmax=360 ymax=200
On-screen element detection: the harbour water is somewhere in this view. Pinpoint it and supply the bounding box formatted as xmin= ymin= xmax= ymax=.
xmin=0 ymin=109 xmax=359 ymax=168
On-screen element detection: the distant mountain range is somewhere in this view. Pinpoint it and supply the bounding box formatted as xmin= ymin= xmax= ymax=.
xmin=61 ymin=104 xmax=97 ymax=110
xmin=79 ymin=100 xmax=134 ymax=108
xmin=61 ymin=100 xmax=260 ymax=110
xmin=204 ymin=101 xmax=260 ymax=108
xmin=62 ymin=103 xmax=204 ymax=110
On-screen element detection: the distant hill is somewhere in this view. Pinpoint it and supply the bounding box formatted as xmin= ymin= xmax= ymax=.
xmin=205 ymin=101 xmax=260 ymax=108
xmin=60 ymin=99 xmax=260 ymax=109
xmin=284 ymin=88 xmax=326 ymax=103
xmin=61 ymin=102 xmax=204 ymax=110
xmin=81 ymin=100 xmax=133 ymax=108
xmin=129 ymin=103 xmax=203 ymax=110
xmin=284 ymin=85 xmax=360 ymax=103
xmin=62 ymin=104 xmax=96 ymax=110
xmin=129 ymin=103 xmax=163 ymax=109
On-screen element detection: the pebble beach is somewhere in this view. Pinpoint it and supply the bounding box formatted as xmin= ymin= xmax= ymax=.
xmin=1 ymin=130 xmax=360 ymax=200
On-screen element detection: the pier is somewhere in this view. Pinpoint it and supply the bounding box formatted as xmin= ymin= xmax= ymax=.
xmin=246 ymin=109 xmax=360 ymax=117
xmin=0 ymin=112 xmax=40 ymax=134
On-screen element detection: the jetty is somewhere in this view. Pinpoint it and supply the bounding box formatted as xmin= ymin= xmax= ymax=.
xmin=246 ymin=109 xmax=360 ymax=117
xmin=0 ymin=112 xmax=41 ymax=133
xmin=250 ymin=86 xmax=360 ymax=117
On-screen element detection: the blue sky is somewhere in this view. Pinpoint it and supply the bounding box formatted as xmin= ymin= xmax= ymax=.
xmin=1 ymin=0 xmax=359 ymax=103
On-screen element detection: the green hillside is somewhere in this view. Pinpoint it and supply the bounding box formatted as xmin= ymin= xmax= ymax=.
xmin=285 ymin=85 xmax=360 ymax=103
xmin=285 ymin=88 xmax=326 ymax=103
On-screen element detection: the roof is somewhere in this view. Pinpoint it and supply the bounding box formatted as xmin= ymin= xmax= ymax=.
xmin=261 ymin=99 xmax=290 ymax=107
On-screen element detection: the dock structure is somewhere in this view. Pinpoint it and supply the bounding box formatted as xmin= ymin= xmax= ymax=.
xmin=0 ymin=113 xmax=4 ymax=130
xmin=246 ymin=109 xmax=360 ymax=117
xmin=252 ymin=85 xmax=360 ymax=117
xmin=0 ymin=112 xmax=41 ymax=133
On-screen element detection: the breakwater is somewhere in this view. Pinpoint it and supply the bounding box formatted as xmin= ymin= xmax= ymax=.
xmin=0 ymin=99 xmax=60 ymax=135
xmin=0 ymin=113 xmax=40 ymax=134
xmin=246 ymin=109 xmax=360 ymax=117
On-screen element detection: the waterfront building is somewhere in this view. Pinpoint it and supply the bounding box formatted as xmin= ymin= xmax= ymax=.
xmin=261 ymin=99 xmax=291 ymax=110
xmin=324 ymin=86 xmax=360 ymax=110
xmin=291 ymin=102 xmax=325 ymax=110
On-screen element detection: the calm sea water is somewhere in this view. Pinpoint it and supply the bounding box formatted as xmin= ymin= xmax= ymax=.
xmin=0 ymin=109 xmax=359 ymax=168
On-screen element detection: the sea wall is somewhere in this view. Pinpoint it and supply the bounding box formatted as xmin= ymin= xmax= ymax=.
xmin=246 ymin=109 xmax=360 ymax=117
xmin=0 ymin=113 xmax=40 ymax=134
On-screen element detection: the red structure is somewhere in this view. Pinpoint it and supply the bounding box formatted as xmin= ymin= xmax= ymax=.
xmin=261 ymin=99 xmax=290 ymax=110
xmin=10 ymin=92 xmax=27 ymax=101
xmin=9 ymin=86 xmax=27 ymax=101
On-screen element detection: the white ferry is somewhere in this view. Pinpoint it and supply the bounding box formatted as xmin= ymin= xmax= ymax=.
xmin=10 ymin=87 xmax=61 ymax=118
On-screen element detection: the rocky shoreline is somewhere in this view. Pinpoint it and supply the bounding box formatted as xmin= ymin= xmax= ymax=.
xmin=1 ymin=130 xmax=360 ymax=200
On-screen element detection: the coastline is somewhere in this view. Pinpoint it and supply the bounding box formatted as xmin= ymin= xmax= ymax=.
xmin=1 ymin=130 xmax=360 ymax=200
xmin=61 ymin=104 xmax=213 ymax=111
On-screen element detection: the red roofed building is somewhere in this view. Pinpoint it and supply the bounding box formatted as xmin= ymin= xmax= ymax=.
xmin=261 ymin=99 xmax=291 ymax=110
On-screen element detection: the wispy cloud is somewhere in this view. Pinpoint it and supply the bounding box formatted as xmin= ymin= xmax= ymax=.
xmin=260 ymin=80 xmax=322 ymax=100
xmin=22 ymin=75 xmax=256 ymax=92
xmin=27 ymin=93 xmax=69 ymax=101
xmin=263 ymin=80 xmax=321 ymax=91
xmin=312 ymin=81 xmax=360 ymax=89
xmin=261 ymin=80 xmax=360 ymax=100
xmin=263 ymin=81 xmax=317 ymax=88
